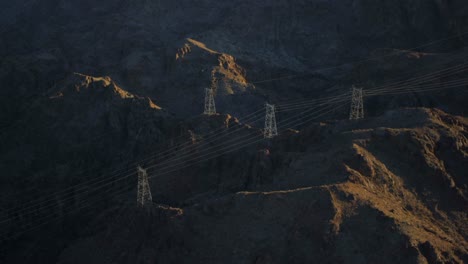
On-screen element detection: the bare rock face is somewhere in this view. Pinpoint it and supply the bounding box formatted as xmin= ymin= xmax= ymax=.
xmin=44 ymin=108 xmax=467 ymax=264
xmin=1 ymin=0 xmax=467 ymax=119
xmin=175 ymin=38 xmax=252 ymax=96
xmin=161 ymin=38 xmax=261 ymax=118
xmin=0 ymin=72 xmax=171 ymax=164
xmin=1 ymin=0 xmax=468 ymax=263
xmin=0 ymin=73 xmax=177 ymax=241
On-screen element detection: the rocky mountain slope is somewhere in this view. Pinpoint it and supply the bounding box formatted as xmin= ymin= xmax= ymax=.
xmin=1 ymin=0 xmax=468 ymax=120
xmin=1 ymin=0 xmax=468 ymax=263
xmin=11 ymin=108 xmax=461 ymax=264
xmin=0 ymin=73 xmax=176 ymax=224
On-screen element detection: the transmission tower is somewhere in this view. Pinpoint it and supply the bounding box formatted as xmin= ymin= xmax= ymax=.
xmin=264 ymin=103 xmax=278 ymax=139
xmin=203 ymin=88 xmax=216 ymax=115
xmin=137 ymin=166 xmax=152 ymax=207
xmin=349 ymin=86 xmax=364 ymax=120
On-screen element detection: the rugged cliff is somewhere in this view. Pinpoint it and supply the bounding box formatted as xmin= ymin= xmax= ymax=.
xmin=1 ymin=0 xmax=468 ymax=263
xmin=47 ymin=108 xmax=468 ymax=264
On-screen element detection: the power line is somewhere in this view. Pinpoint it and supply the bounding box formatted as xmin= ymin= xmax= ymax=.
xmin=2 ymin=64 xmax=467 ymax=240
xmin=0 ymin=97 xmax=348 ymax=229
xmin=1 ymin=106 xmax=265 ymax=207
xmin=0 ymin=110 xmax=267 ymax=222
xmin=7 ymin=89 xmax=348 ymax=220
xmin=136 ymin=166 xmax=152 ymax=208
xmin=349 ymin=86 xmax=364 ymax=120
xmin=249 ymin=31 xmax=468 ymax=85
xmin=1 ymin=76 xmax=461 ymax=241
xmin=263 ymin=104 xmax=278 ymax=139
xmin=274 ymin=58 xmax=468 ymax=110
xmin=2 ymin=69 xmax=464 ymax=223
xmin=2 ymin=64 xmax=464 ymax=225
xmin=3 ymin=39 xmax=468 ymax=208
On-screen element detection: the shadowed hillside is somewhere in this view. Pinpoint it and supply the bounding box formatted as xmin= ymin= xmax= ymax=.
xmin=0 ymin=0 xmax=468 ymax=263
xmin=48 ymin=108 xmax=467 ymax=264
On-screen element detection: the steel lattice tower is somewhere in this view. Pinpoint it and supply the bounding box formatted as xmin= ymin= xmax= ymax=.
xmin=349 ymin=86 xmax=364 ymax=120
xmin=264 ymin=103 xmax=278 ymax=139
xmin=137 ymin=166 xmax=152 ymax=207
xmin=203 ymin=88 xmax=216 ymax=115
